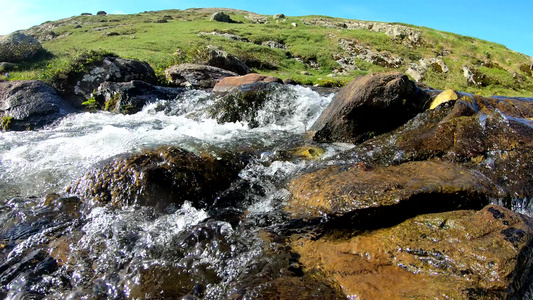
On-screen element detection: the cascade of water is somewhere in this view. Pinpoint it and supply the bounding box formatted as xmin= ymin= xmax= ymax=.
xmin=0 ymin=86 xmax=334 ymax=200
xmin=0 ymin=86 xmax=341 ymax=298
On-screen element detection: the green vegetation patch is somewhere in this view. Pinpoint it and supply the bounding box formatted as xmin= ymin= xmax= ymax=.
xmin=9 ymin=8 xmax=533 ymax=97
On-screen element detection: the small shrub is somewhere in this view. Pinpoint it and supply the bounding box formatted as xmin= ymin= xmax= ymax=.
xmin=82 ymin=96 xmax=100 ymax=111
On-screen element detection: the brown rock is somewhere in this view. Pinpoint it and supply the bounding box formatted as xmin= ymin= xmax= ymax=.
xmin=67 ymin=146 xmax=241 ymax=210
xmin=311 ymin=73 xmax=427 ymax=144
xmin=337 ymin=88 xmax=533 ymax=201
xmin=291 ymin=205 xmax=533 ymax=299
xmin=213 ymin=73 xmax=283 ymax=93
xmin=287 ymin=160 xmax=496 ymax=223
xmin=122 ymin=263 xmax=196 ymax=299
xmin=395 ymin=94 xmax=533 ymax=198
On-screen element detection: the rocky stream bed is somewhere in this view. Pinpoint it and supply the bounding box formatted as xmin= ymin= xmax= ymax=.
xmin=1 ymin=54 xmax=533 ymax=299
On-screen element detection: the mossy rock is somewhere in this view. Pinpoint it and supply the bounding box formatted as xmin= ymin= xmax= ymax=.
xmin=67 ymin=146 xmax=242 ymax=210
xmin=209 ymin=89 xmax=270 ymax=128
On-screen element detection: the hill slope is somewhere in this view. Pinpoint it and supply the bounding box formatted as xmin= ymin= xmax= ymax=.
xmin=8 ymin=8 xmax=533 ymax=96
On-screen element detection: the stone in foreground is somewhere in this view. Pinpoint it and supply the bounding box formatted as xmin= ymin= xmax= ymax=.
xmin=291 ymin=205 xmax=533 ymax=299
xmin=67 ymin=146 xmax=241 ymax=210
xmin=287 ymin=160 xmax=496 ymax=224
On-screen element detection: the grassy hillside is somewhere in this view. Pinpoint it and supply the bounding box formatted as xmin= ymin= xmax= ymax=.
xmin=7 ymin=8 xmax=533 ymax=96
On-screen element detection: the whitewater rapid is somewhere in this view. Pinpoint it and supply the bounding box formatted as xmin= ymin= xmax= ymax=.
xmin=0 ymin=86 xmax=334 ymax=200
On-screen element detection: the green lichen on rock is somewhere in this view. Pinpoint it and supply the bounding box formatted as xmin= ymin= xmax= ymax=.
xmin=1 ymin=116 xmax=14 ymax=130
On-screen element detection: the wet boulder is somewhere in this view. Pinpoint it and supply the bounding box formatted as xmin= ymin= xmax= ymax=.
xmin=311 ymin=72 xmax=428 ymax=144
xmin=341 ymin=92 xmax=533 ymax=200
xmin=53 ymin=56 xmax=157 ymax=108
xmin=92 ymin=80 xmax=184 ymax=114
xmin=165 ymin=63 xmax=238 ymax=89
xmin=209 ymin=76 xmax=287 ymax=128
xmin=287 ymin=160 xmax=496 ymax=225
xmin=205 ymin=46 xmax=251 ymax=75
xmin=0 ymin=33 xmax=43 ymax=63
xmin=213 ymin=73 xmax=283 ymax=94
xmin=291 ymin=205 xmax=533 ymax=299
xmin=0 ymin=80 xmax=73 ymax=130
xmin=67 ymin=146 xmax=242 ymax=210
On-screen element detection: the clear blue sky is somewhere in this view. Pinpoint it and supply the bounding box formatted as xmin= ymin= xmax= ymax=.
xmin=1 ymin=0 xmax=532 ymax=57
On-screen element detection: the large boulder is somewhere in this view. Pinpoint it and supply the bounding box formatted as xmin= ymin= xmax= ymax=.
xmin=291 ymin=205 xmax=533 ymax=299
xmin=287 ymin=160 xmax=496 ymax=224
xmin=212 ymin=73 xmax=283 ymax=93
xmin=92 ymin=80 xmax=184 ymax=114
xmin=311 ymin=73 xmax=428 ymax=144
xmin=0 ymin=33 xmax=43 ymax=63
xmin=340 ymin=91 xmax=533 ymax=201
xmin=165 ymin=63 xmax=238 ymax=89
xmin=67 ymin=146 xmax=241 ymax=210
xmin=205 ymin=46 xmax=251 ymax=75
xmin=0 ymin=80 xmax=73 ymax=130
xmin=53 ymin=56 xmax=156 ymax=108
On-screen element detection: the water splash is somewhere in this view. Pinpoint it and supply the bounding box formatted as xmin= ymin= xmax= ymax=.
xmin=0 ymin=86 xmax=332 ymax=199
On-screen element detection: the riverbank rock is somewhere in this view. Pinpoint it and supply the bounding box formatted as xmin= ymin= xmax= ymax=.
xmin=337 ymin=90 xmax=533 ymax=201
xmin=0 ymin=80 xmax=73 ymax=130
xmin=291 ymin=205 xmax=533 ymax=299
xmin=0 ymin=33 xmax=43 ymax=63
xmin=311 ymin=73 xmax=427 ymax=144
xmin=213 ymin=73 xmax=283 ymax=93
xmin=165 ymin=63 xmax=238 ymax=88
xmin=287 ymin=160 xmax=496 ymax=225
xmin=205 ymin=46 xmax=251 ymax=75
xmin=92 ymin=80 xmax=184 ymax=114
xmin=54 ymin=56 xmax=156 ymax=108
xmin=67 ymin=146 xmax=241 ymax=210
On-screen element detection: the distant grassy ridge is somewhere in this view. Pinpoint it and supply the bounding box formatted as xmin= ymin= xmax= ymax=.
xmin=7 ymin=8 xmax=533 ymax=96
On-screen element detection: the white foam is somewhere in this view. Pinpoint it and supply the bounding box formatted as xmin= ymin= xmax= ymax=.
xmin=0 ymin=86 xmax=332 ymax=198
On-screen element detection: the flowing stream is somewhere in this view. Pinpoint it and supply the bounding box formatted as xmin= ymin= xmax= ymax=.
xmin=2 ymin=85 xmax=532 ymax=299
xmin=0 ymin=85 xmax=350 ymax=299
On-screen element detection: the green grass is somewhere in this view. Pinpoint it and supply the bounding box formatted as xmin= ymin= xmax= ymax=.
xmin=7 ymin=8 xmax=533 ymax=96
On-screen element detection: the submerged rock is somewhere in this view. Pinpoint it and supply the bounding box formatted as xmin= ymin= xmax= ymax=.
xmin=67 ymin=146 xmax=241 ymax=210
xmin=312 ymin=73 xmax=428 ymax=144
xmin=165 ymin=63 xmax=238 ymax=89
xmin=0 ymin=80 xmax=73 ymax=130
xmin=291 ymin=205 xmax=533 ymax=299
xmin=287 ymin=160 xmax=495 ymax=224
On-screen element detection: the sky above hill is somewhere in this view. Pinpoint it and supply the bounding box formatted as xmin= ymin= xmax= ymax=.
xmin=0 ymin=0 xmax=531 ymax=57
